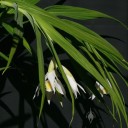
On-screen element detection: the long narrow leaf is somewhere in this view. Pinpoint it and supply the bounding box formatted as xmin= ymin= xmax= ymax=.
xmin=45 ymin=35 xmax=75 ymax=126
xmin=34 ymin=16 xmax=112 ymax=95
xmin=2 ymin=22 xmax=32 ymax=54
xmin=35 ymin=18 xmax=128 ymax=127
xmin=34 ymin=26 xmax=45 ymax=119
xmin=45 ymin=5 xmax=111 ymax=20
xmin=23 ymin=38 xmax=32 ymax=54
xmin=104 ymin=68 xmax=128 ymax=127
xmin=45 ymin=5 xmax=128 ymax=29
xmin=1 ymin=1 xmax=128 ymax=127
xmin=2 ymin=22 xmax=13 ymax=35
xmin=3 ymin=11 xmax=23 ymax=74
xmin=0 ymin=67 xmax=7 ymax=71
xmin=0 ymin=52 xmax=8 ymax=61
xmin=1 ymin=0 xmax=126 ymax=62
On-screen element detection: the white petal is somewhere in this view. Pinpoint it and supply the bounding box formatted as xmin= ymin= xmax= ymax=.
xmin=60 ymin=102 xmax=63 ymax=107
xmin=47 ymin=70 xmax=56 ymax=92
xmin=33 ymin=94 xmax=36 ymax=99
xmin=62 ymin=66 xmax=73 ymax=77
xmin=95 ymin=81 xmax=102 ymax=88
xmin=48 ymin=100 xmax=50 ymax=105
xmin=95 ymin=81 xmax=107 ymax=94
xmin=62 ymin=65 xmax=81 ymax=98
xmin=46 ymin=92 xmax=53 ymax=105
xmin=45 ymin=73 xmax=48 ymax=80
xmin=77 ymin=83 xmax=86 ymax=93
xmin=33 ymin=85 xmax=40 ymax=99
xmin=67 ymin=75 xmax=79 ymax=98
xmin=54 ymin=79 xmax=66 ymax=96
xmin=48 ymin=59 xmax=55 ymax=72
xmin=107 ymin=79 xmax=112 ymax=88
xmin=89 ymin=94 xmax=96 ymax=100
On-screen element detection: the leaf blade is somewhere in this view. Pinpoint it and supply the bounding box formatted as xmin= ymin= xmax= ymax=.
xmin=35 ymin=26 xmax=45 ymax=119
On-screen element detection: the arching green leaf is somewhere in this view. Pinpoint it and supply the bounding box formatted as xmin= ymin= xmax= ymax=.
xmin=45 ymin=5 xmax=128 ymax=29
xmin=34 ymin=26 xmax=45 ymax=119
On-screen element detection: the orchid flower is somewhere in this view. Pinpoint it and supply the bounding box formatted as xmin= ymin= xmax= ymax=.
xmin=33 ymin=59 xmax=86 ymax=105
xmin=90 ymin=80 xmax=111 ymax=100
xmin=45 ymin=80 xmax=65 ymax=106
xmin=45 ymin=60 xmax=66 ymax=95
xmin=62 ymin=66 xmax=86 ymax=98
xmin=33 ymin=59 xmax=66 ymax=106
xmin=45 ymin=59 xmax=86 ymax=99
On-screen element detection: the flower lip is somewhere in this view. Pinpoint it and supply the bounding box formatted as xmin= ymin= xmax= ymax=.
xmin=45 ymin=80 xmax=52 ymax=92
xmin=45 ymin=70 xmax=56 ymax=92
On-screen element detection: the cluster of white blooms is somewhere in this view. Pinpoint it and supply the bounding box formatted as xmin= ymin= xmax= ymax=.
xmin=33 ymin=59 xmax=111 ymax=105
xmin=33 ymin=59 xmax=86 ymax=106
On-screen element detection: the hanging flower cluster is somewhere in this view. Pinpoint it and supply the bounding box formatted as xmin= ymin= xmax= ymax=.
xmin=33 ymin=59 xmax=86 ymax=106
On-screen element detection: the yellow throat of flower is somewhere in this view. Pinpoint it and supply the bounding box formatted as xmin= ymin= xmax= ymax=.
xmin=45 ymin=80 xmax=52 ymax=92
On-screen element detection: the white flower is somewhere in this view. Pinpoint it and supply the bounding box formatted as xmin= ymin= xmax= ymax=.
xmin=45 ymin=60 xmax=66 ymax=96
xmin=33 ymin=59 xmax=86 ymax=105
xmin=62 ymin=66 xmax=86 ymax=98
xmin=33 ymin=73 xmax=66 ymax=106
xmin=90 ymin=80 xmax=111 ymax=100
xmin=46 ymin=59 xmax=86 ymax=98
xmin=33 ymin=59 xmax=66 ymax=106
xmin=45 ymin=79 xmax=65 ymax=106
xmin=95 ymin=81 xmax=108 ymax=94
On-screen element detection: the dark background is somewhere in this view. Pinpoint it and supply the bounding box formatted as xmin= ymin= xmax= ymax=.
xmin=0 ymin=0 xmax=128 ymax=128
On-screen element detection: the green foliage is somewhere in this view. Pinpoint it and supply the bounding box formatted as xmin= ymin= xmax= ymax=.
xmin=0 ymin=0 xmax=128 ymax=127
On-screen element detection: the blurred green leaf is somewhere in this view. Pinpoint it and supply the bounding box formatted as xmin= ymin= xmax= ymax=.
xmin=2 ymin=22 xmax=13 ymax=35
xmin=23 ymin=38 xmax=32 ymax=54
xmin=0 ymin=52 xmax=8 ymax=61
xmin=3 ymin=10 xmax=23 ymax=74
xmin=0 ymin=67 xmax=6 ymax=71
xmin=2 ymin=22 xmax=32 ymax=54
